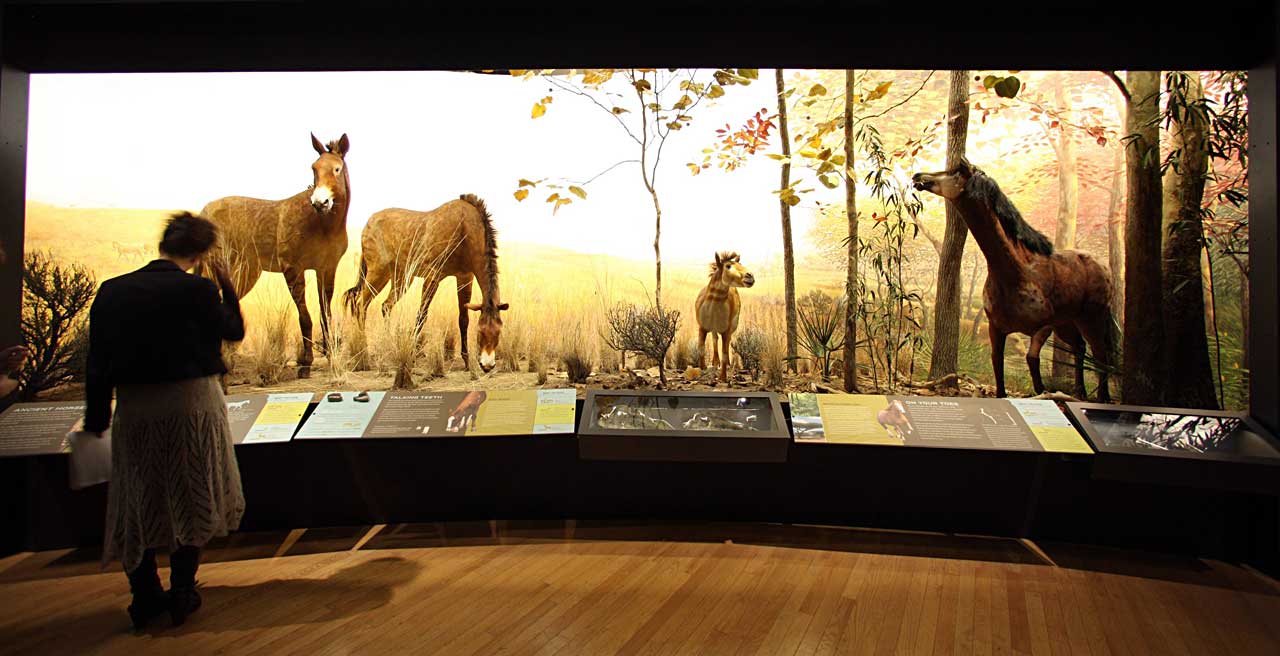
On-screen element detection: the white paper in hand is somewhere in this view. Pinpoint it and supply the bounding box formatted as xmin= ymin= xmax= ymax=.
xmin=68 ymin=429 xmax=112 ymax=490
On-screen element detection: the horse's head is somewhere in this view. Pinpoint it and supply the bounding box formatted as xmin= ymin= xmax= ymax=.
xmin=465 ymin=301 xmax=511 ymax=373
xmin=309 ymin=133 xmax=350 ymax=214
xmin=713 ymin=251 xmax=755 ymax=288
xmin=911 ymin=157 xmax=975 ymax=200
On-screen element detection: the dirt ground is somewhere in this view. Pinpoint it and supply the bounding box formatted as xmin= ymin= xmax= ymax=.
xmin=40 ymin=356 xmax=1008 ymax=403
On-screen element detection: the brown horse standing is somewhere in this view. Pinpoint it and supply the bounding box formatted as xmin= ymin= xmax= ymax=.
xmin=912 ymin=158 xmax=1114 ymax=401
xmin=343 ymin=194 xmax=508 ymax=373
xmin=695 ymin=251 xmax=755 ymax=383
xmin=201 ymin=133 xmax=351 ymax=378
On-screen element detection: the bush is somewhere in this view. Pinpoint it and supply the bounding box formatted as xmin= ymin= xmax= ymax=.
xmin=562 ymin=349 xmax=593 ymax=383
xmin=19 ymin=251 xmax=95 ymax=400
xmin=797 ymin=291 xmax=846 ymax=380
xmin=732 ymin=326 xmax=767 ymax=380
xmin=602 ymin=301 xmax=681 ymax=387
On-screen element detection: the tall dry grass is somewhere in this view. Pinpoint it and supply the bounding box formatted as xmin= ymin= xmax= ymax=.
xmin=240 ymin=288 xmax=296 ymax=386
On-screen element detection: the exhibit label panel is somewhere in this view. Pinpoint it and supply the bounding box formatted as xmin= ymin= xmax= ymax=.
xmin=295 ymin=389 xmax=576 ymax=439
xmin=789 ymin=393 xmax=1092 ymax=454
xmin=225 ymin=393 xmax=314 ymax=444
xmin=0 ymin=401 xmax=86 ymax=456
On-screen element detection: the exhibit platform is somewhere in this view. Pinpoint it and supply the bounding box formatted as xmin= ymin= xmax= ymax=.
xmin=1 ymin=391 xmax=1277 ymax=577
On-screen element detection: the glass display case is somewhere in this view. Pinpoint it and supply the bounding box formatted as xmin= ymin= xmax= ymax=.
xmin=579 ymin=390 xmax=789 ymax=463
xmin=1065 ymin=402 xmax=1280 ymax=494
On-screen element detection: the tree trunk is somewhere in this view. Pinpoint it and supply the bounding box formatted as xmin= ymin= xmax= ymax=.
xmin=1238 ymin=258 xmax=1250 ymax=368
xmin=777 ymin=69 xmax=798 ymax=373
xmin=842 ymin=69 xmax=859 ymax=393
xmin=1121 ymin=71 xmax=1165 ymax=405
xmin=1051 ymin=82 xmax=1081 ymax=391
xmin=1106 ymin=142 xmax=1125 ymax=329
xmin=651 ymin=191 xmax=662 ymax=313
xmin=1161 ymin=72 xmax=1217 ymax=409
xmin=927 ymin=70 xmax=971 ymax=388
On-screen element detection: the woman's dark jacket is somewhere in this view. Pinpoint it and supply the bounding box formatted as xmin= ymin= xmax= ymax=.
xmin=84 ymin=260 xmax=244 ymax=432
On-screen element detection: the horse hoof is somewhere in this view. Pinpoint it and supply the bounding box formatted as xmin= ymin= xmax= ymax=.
xmin=297 ymin=366 xmax=312 ymax=379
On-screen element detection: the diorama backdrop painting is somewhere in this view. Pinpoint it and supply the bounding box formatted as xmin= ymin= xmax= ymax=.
xmin=22 ymin=69 xmax=1250 ymax=409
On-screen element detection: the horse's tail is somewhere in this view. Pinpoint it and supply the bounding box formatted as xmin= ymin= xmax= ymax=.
xmin=343 ymin=251 xmax=369 ymax=318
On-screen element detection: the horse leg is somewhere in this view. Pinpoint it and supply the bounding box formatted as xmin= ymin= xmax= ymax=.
xmin=354 ymin=265 xmax=391 ymax=328
xmin=697 ymin=329 xmax=709 ymax=369
xmin=1079 ymin=315 xmax=1114 ymax=403
xmin=1026 ymin=325 xmax=1054 ymax=395
xmin=415 ymin=274 xmax=443 ymax=347
xmin=720 ymin=329 xmax=733 ymax=383
xmin=316 ymin=266 xmax=337 ymax=357
xmin=284 ymin=267 xmax=314 ymax=378
xmin=381 ymin=271 xmax=410 ymax=318
xmin=989 ymin=324 xmax=1009 ymax=398
xmin=1053 ymin=324 xmax=1086 ymax=398
xmin=457 ymin=273 xmax=475 ymax=368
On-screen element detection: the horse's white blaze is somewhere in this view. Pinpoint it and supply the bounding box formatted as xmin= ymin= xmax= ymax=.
xmin=479 ymin=350 xmax=497 ymax=370
xmin=310 ymin=185 xmax=334 ymax=207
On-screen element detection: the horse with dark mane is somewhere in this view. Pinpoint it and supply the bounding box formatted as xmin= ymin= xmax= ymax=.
xmin=912 ymin=158 xmax=1115 ymax=401
xmin=344 ymin=194 xmax=508 ymax=373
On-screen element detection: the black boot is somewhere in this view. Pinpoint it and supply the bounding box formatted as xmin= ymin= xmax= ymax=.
xmin=125 ymin=550 xmax=169 ymax=630
xmin=168 ymin=545 xmax=203 ymax=626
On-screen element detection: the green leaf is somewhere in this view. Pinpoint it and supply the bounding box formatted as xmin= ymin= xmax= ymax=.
xmin=765 ymin=154 xmax=790 ymax=162
xmin=819 ymin=174 xmax=839 ymax=189
xmin=611 ymin=107 xmax=630 ymax=115
xmin=633 ymin=79 xmax=652 ymax=92
xmin=993 ymin=76 xmax=1021 ymax=98
xmin=808 ymin=83 xmax=827 ymax=97
xmin=673 ymin=94 xmax=693 ymax=110
xmin=569 ymin=185 xmax=587 ymax=200
xmin=983 ymin=75 xmax=998 ymax=89
xmin=708 ymin=84 xmax=725 ymax=99
xmin=738 ymin=68 xmax=759 ymax=80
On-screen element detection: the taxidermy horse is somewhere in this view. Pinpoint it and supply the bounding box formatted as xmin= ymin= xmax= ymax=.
xmin=344 ymin=194 xmax=507 ymax=373
xmin=695 ymin=251 xmax=755 ymax=382
xmin=201 ymin=133 xmax=351 ymax=378
xmin=911 ymin=158 xmax=1114 ymax=401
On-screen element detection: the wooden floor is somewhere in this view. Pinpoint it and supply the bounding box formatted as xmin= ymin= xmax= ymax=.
xmin=1 ymin=521 xmax=1278 ymax=655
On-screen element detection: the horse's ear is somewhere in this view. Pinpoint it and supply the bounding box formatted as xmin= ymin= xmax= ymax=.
xmin=311 ymin=133 xmax=326 ymax=156
xmin=956 ymin=156 xmax=973 ymax=176
xmin=336 ymin=133 xmax=350 ymax=157
xmin=733 ymin=253 xmax=741 ymax=262
xmin=714 ymin=252 xmax=723 ymax=266
xmin=497 ymin=302 xmax=510 ymax=311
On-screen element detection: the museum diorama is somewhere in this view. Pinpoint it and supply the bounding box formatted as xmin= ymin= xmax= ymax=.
xmin=0 ymin=56 xmax=1276 ymax=572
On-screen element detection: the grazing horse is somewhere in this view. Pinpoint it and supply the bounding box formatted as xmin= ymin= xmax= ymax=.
xmin=344 ymin=194 xmax=508 ymax=373
xmin=912 ymin=158 xmax=1114 ymax=401
xmin=695 ymin=251 xmax=755 ymax=383
xmin=446 ymin=391 xmax=487 ymax=432
xmin=201 ymin=133 xmax=351 ymax=378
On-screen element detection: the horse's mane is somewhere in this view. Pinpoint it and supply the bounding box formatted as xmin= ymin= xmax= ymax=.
xmin=708 ymin=250 xmax=740 ymax=278
xmin=459 ymin=194 xmax=500 ymax=309
xmin=966 ymin=169 xmax=1053 ymax=256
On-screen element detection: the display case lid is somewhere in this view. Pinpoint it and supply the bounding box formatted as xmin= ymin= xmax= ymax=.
xmin=1065 ymin=402 xmax=1280 ymax=465
xmin=580 ymin=389 xmax=789 ymax=439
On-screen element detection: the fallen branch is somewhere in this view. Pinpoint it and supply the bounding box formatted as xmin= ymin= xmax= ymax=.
xmin=1029 ymin=391 xmax=1079 ymax=402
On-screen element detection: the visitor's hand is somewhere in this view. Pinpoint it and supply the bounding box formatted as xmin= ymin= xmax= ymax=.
xmin=0 ymin=345 xmax=28 ymax=373
xmin=210 ymin=261 xmax=237 ymax=296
